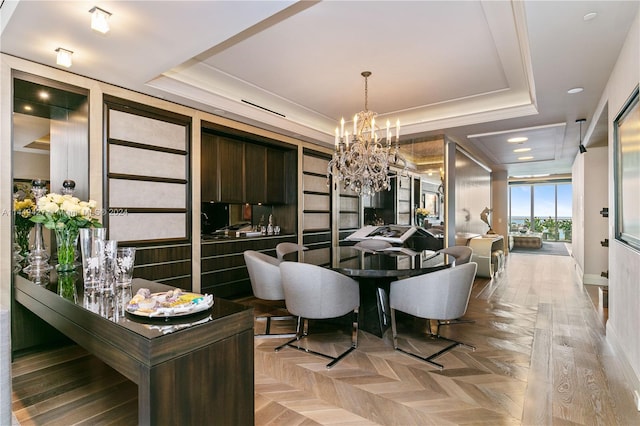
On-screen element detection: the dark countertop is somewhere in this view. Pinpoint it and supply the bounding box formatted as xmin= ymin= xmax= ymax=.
xmin=201 ymin=232 xmax=295 ymax=242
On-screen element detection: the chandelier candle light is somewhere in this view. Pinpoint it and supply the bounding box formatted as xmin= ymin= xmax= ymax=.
xmin=327 ymin=71 xmax=406 ymax=195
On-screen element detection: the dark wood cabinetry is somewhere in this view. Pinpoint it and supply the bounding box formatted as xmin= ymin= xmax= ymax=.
xmin=266 ymin=147 xmax=286 ymax=204
xmin=201 ymin=235 xmax=296 ymax=298
xmin=201 ymin=130 xmax=289 ymax=204
xmin=201 ymin=132 xmax=219 ymax=202
xmin=245 ymin=143 xmax=267 ymax=203
xmin=219 ymin=136 xmax=244 ymax=203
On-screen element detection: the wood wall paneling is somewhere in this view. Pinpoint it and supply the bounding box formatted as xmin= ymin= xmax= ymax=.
xmin=104 ymin=97 xmax=192 ymax=286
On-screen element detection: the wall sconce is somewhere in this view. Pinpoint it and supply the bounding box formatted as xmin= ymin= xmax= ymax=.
xmin=577 ymin=118 xmax=587 ymax=154
xmin=89 ymin=6 xmax=111 ymax=34
xmin=55 ymin=47 xmax=73 ymax=67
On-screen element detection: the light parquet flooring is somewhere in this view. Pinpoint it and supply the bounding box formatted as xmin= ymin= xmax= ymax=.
xmin=11 ymin=252 xmax=640 ymax=425
xmin=251 ymin=253 xmax=640 ymax=425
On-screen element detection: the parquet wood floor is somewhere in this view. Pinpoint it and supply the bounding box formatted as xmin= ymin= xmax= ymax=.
xmin=11 ymin=253 xmax=640 ymax=425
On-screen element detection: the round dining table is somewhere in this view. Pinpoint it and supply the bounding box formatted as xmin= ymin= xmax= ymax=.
xmin=285 ymin=245 xmax=455 ymax=337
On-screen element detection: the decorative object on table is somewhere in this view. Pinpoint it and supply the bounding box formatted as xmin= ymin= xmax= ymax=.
xmin=13 ymin=189 xmax=35 ymax=261
xmin=23 ymin=179 xmax=53 ymax=282
xmin=327 ymin=71 xmax=406 ymax=195
xmin=480 ymin=207 xmax=495 ymax=234
xmin=114 ymin=247 xmax=136 ymax=289
xmin=415 ymin=207 xmax=430 ymax=227
xmin=57 ymin=271 xmax=78 ymax=303
xmin=79 ymin=227 xmax=107 ymax=293
xmin=30 ymin=189 xmax=101 ymax=273
xmin=100 ymin=240 xmax=118 ymax=294
xmin=126 ymin=287 xmax=214 ymax=318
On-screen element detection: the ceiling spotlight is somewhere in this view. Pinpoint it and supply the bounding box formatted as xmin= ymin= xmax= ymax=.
xmin=513 ymin=147 xmax=531 ymax=153
xmin=90 ymin=6 xmax=111 ymax=34
xmin=577 ymin=118 xmax=587 ymax=154
xmin=568 ymin=87 xmax=584 ymax=94
xmin=518 ymin=156 xmax=534 ymax=161
xmin=507 ymin=136 xmax=528 ymax=143
xmin=55 ymin=47 xmax=73 ymax=67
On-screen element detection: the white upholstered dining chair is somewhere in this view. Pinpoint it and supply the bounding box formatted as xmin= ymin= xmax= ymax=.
xmin=243 ymin=250 xmax=295 ymax=337
xmin=389 ymin=262 xmax=478 ymax=369
xmin=275 ymin=242 xmax=308 ymax=261
xmin=275 ymin=261 xmax=360 ymax=369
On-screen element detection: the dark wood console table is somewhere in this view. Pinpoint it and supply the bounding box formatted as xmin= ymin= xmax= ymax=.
xmin=14 ymin=274 xmax=254 ymax=425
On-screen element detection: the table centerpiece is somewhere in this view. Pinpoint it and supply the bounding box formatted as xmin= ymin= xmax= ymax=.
xmin=31 ymin=192 xmax=102 ymax=272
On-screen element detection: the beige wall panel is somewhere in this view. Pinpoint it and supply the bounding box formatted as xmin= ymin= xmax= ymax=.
xmin=303 ymin=174 xmax=329 ymax=194
xmin=397 ymin=213 xmax=411 ymax=225
xmin=109 ymin=145 xmax=186 ymax=180
xmin=109 ymin=109 xmax=186 ymax=151
xmin=109 ymin=179 xmax=186 ymax=208
xmin=108 ymin=213 xmax=186 ymax=242
xmin=303 ymin=193 xmax=330 ymax=211
xmin=303 ymin=154 xmax=328 ymax=175
xmin=303 ymin=213 xmax=330 ymax=230
xmin=340 ymin=196 xmax=359 ymax=211
xmin=302 ymin=247 xmax=330 ymax=265
xmin=339 ymin=213 xmax=359 ymax=229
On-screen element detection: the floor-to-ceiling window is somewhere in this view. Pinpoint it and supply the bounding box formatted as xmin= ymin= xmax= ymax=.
xmin=509 ymin=181 xmax=573 ymax=242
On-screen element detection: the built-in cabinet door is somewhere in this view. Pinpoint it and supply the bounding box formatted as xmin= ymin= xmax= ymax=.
xmin=245 ymin=143 xmax=267 ymax=203
xmin=266 ymin=147 xmax=286 ymax=204
xmin=218 ymin=136 xmax=244 ymax=203
xmin=201 ymin=132 xmax=219 ymax=202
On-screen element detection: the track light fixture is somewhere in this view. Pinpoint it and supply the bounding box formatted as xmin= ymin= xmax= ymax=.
xmin=577 ymin=118 xmax=587 ymax=154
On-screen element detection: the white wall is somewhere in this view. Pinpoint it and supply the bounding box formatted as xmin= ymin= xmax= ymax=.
xmin=572 ymin=146 xmax=609 ymax=285
xmin=599 ymin=10 xmax=640 ymax=394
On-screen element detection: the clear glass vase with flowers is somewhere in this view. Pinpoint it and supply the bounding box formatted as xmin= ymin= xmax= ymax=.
xmin=13 ymin=193 xmax=36 ymax=260
xmin=30 ymin=193 xmax=102 ymax=272
xmin=415 ymin=207 xmax=431 ymax=227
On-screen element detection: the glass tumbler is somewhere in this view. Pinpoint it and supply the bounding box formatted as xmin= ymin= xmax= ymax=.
xmin=114 ymin=247 xmax=136 ymax=289
xmin=79 ymin=228 xmax=106 ymax=293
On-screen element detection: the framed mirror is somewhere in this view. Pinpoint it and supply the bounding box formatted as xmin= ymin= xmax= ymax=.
xmin=12 ymin=71 xmax=89 ymax=267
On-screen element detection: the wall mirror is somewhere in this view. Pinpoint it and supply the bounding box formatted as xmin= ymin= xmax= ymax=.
xmin=12 ymin=71 xmax=89 ymax=256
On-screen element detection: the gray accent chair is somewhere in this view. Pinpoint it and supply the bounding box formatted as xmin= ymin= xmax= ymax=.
xmin=435 ymin=245 xmax=475 ymax=331
xmin=437 ymin=245 xmax=473 ymax=265
xmin=275 ymin=262 xmax=360 ymax=369
xmin=275 ymin=242 xmax=308 ymax=261
xmin=243 ymin=250 xmax=295 ymax=337
xmin=389 ymin=262 xmax=478 ymax=369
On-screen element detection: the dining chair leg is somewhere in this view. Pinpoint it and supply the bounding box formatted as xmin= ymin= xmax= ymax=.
xmin=255 ymin=314 xmax=297 ymax=338
xmin=436 ymin=318 xmax=475 ymax=335
xmin=390 ymin=308 xmax=475 ymax=370
xmin=274 ymin=312 xmax=359 ymax=369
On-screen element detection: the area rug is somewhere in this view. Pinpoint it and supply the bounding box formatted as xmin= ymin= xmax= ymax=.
xmin=510 ymin=241 xmax=570 ymax=256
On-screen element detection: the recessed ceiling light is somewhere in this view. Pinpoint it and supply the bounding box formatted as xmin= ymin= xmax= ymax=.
xmin=513 ymin=147 xmax=531 ymax=153
xmin=38 ymin=91 xmax=49 ymax=100
xmin=507 ymin=137 xmax=528 ymax=143
xmin=23 ymin=105 xmax=32 ymax=111
xmin=518 ymin=156 xmax=534 ymax=161
xmin=567 ymin=87 xmax=584 ymax=94
xmin=584 ymin=12 xmax=598 ymax=21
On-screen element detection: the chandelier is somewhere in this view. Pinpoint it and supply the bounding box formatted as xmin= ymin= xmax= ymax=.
xmin=327 ymin=71 xmax=406 ymax=196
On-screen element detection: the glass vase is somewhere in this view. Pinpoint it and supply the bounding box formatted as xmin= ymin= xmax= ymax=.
xmin=55 ymin=227 xmax=79 ymax=272
xmin=57 ymin=271 xmax=78 ymax=303
xmin=14 ymin=221 xmax=33 ymax=260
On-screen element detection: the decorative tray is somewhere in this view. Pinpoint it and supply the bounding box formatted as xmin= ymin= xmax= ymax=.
xmin=125 ymin=288 xmax=214 ymax=318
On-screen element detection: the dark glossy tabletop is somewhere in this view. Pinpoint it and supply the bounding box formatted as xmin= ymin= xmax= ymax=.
xmin=17 ymin=271 xmax=248 ymax=339
xmin=335 ymin=246 xmax=453 ymax=278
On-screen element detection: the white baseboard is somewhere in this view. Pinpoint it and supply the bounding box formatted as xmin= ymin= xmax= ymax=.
xmin=606 ymin=322 xmax=640 ymax=402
